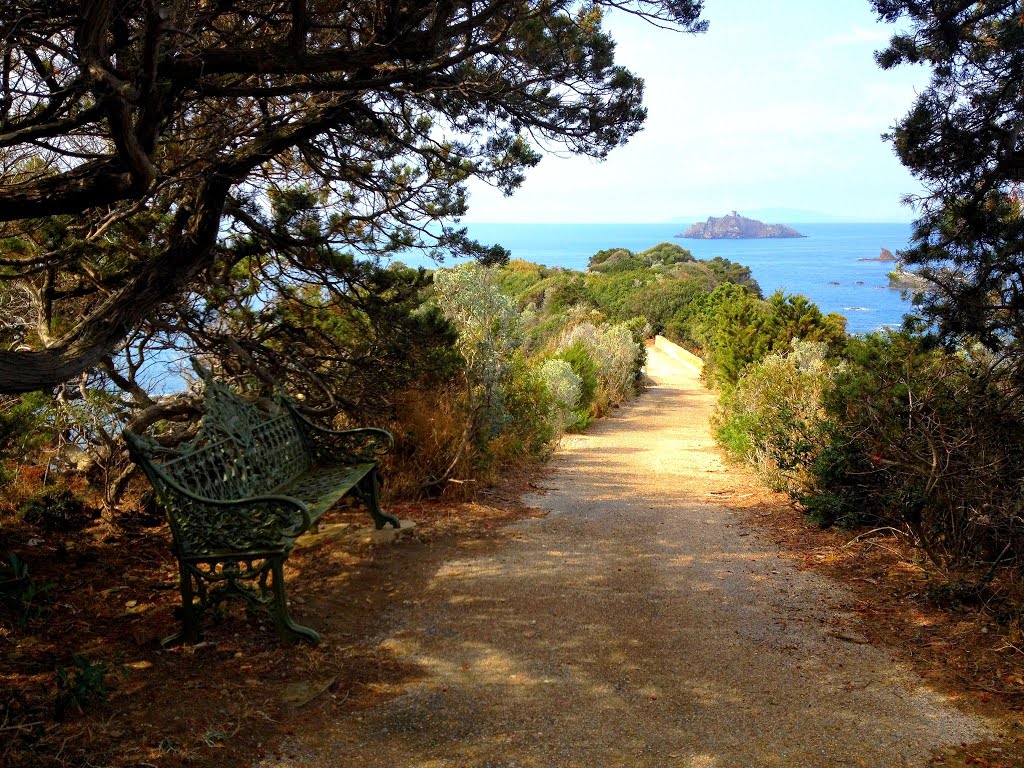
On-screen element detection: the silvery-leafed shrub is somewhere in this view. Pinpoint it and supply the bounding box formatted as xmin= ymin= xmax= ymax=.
xmin=559 ymin=321 xmax=642 ymax=411
xmin=538 ymin=359 xmax=582 ymax=432
xmin=432 ymin=264 xmax=520 ymax=436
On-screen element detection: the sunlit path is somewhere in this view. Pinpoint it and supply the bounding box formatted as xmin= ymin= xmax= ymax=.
xmin=258 ymin=340 xmax=989 ymax=767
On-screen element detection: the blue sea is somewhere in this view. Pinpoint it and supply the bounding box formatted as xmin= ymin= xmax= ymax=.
xmin=445 ymin=222 xmax=915 ymax=335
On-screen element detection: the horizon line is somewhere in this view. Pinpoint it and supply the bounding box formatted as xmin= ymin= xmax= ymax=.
xmin=456 ymin=219 xmax=917 ymax=225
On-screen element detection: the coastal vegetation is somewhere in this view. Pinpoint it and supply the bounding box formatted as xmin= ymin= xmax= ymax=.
xmin=0 ymin=0 xmax=707 ymax=395
xmin=714 ymin=327 xmax=1024 ymax=594
xmin=0 ymin=238 xmax=819 ymax=524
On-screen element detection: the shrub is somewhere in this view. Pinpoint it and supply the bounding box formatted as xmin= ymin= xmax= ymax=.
xmin=716 ymin=325 xmax=1024 ymax=572
xmin=480 ymin=356 xmax=557 ymax=469
xmin=814 ymin=332 xmax=1024 ymax=567
xmin=555 ymin=341 xmax=599 ymax=430
xmin=704 ymin=256 xmax=761 ymax=293
xmin=0 ymin=391 xmax=56 ymax=487
xmin=800 ymin=435 xmax=877 ymax=528
xmin=0 ymin=552 xmax=54 ymax=626
xmin=383 ymin=384 xmax=474 ymax=499
xmin=411 ymin=264 xmax=568 ymax=493
xmin=588 ymin=242 xmax=695 ymax=273
xmin=492 ymin=259 xmax=554 ymax=298
xmin=622 ymin=278 xmax=705 ymax=335
xmin=559 ymin=321 xmax=643 ymax=414
xmin=432 ymin=263 xmax=519 ymax=440
xmin=694 ymin=284 xmax=770 ymax=389
xmin=696 ymin=286 xmax=845 ymax=391
xmin=637 ymin=242 xmax=696 ymax=266
xmin=713 ymin=340 xmax=841 ymax=497
xmin=763 ymin=292 xmax=847 ymax=352
xmin=54 ymin=655 xmax=108 ymax=721
xmin=544 ymin=273 xmax=595 ymax=312
xmin=538 ymin=359 xmax=583 ymax=433
xmin=587 ymin=247 xmax=633 ymax=270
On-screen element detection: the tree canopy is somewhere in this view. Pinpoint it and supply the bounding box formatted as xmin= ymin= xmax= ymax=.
xmin=874 ymin=1 xmax=1024 ymax=359
xmin=0 ymin=0 xmax=706 ymax=394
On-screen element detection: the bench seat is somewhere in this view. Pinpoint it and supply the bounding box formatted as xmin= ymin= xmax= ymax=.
xmin=279 ymin=463 xmax=376 ymax=530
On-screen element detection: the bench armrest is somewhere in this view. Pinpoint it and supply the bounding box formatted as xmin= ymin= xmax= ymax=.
xmin=279 ymin=400 xmax=394 ymax=463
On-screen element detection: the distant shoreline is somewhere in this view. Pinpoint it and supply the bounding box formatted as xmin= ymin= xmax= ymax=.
xmin=451 ymin=222 xmax=916 ymax=335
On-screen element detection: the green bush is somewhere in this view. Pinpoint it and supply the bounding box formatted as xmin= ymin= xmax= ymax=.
xmin=0 ymin=391 xmax=56 ymax=486
xmin=622 ymin=279 xmax=705 ymax=335
xmin=703 ymin=256 xmax=760 ymax=292
xmin=545 ymin=273 xmax=595 ymax=312
xmin=813 ymin=332 xmax=1024 ymax=566
xmin=637 ymin=242 xmax=696 ymax=266
xmin=587 ymin=247 xmax=633 ymax=270
xmin=695 ymin=284 xmax=770 ymax=389
xmin=716 ymin=324 xmax=1024 ymax=574
xmin=588 ymin=242 xmax=695 ymax=273
xmin=539 ymin=359 xmax=583 ymax=433
xmin=696 ymin=287 xmax=846 ymax=391
xmin=491 ymin=356 xmax=557 ymax=460
xmin=556 ymin=341 xmax=600 ymax=430
xmin=713 ymin=340 xmax=840 ymax=496
xmin=559 ymin=322 xmax=643 ymax=416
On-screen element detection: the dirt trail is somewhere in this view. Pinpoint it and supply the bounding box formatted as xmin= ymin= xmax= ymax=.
xmin=261 ymin=342 xmax=991 ymax=767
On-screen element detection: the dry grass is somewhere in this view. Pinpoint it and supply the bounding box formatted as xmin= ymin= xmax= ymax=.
xmin=378 ymin=385 xmax=475 ymax=501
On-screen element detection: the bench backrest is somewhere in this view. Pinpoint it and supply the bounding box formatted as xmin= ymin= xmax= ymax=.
xmin=158 ymin=414 xmax=311 ymax=499
xmin=125 ymin=365 xmax=313 ymax=504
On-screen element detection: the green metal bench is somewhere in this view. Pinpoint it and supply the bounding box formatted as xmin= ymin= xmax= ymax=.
xmin=123 ymin=360 xmax=401 ymax=646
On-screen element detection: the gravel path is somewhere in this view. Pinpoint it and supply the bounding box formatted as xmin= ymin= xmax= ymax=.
xmin=262 ymin=342 xmax=990 ymax=767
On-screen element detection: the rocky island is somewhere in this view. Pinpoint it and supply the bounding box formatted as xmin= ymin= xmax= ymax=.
xmin=677 ymin=211 xmax=805 ymax=240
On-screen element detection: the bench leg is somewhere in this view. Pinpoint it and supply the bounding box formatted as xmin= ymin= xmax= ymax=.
xmin=162 ymin=560 xmax=201 ymax=647
xmin=266 ymin=558 xmax=320 ymax=645
xmin=359 ymin=466 xmax=400 ymax=530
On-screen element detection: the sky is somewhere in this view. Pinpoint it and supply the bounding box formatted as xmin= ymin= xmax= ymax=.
xmin=462 ymin=1 xmax=930 ymax=224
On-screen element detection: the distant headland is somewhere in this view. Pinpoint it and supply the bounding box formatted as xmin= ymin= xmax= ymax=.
xmin=677 ymin=212 xmax=805 ymax=240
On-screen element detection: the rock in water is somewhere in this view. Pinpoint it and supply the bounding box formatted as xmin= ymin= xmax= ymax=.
xmin=858 ymin=247 xmax=898 ymax=262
